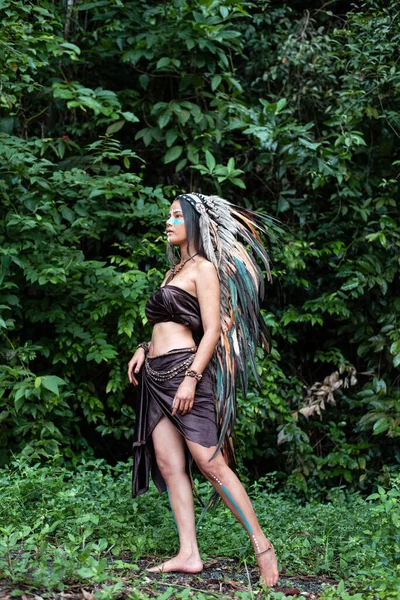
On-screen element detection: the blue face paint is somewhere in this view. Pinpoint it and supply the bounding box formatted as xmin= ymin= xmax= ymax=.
xmin=167 ymin=217 xmax=184 ymax=226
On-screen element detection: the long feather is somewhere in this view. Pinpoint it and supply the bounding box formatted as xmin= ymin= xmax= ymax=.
xmin=176 ymin=193 xmax=282 ymax=511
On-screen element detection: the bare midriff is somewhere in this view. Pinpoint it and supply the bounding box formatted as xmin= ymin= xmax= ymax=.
xmin=149 ymin=321 xmax=196 ymax=357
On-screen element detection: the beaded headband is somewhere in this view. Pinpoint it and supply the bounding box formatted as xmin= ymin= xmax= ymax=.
xmin=176 ymin=193 xmax=207 ymax=215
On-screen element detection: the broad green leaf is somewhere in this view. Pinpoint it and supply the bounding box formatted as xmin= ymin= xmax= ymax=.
xmin=175 ymin=158 xmax=187 ymax=172
xmin=337 ymin=581 xmax=345 ymax=594
xmin=121 ymin=112 xmax=139 ymax=123
xmin=366 ymin=493 xmax=380 ymax=501
xmin=389 ymin=340 xmax=400 ymax=355
xmin=227 ymin=157 xmax=235 ymax=171
xmin=158 ymin=112 xmax=171 ymax=129
xmin=277 ymin=197 xmax=290 ymax=212
xmin=106 ymin=120 xmax=125 ymax=135
xmin=41 ymin=376 xmax=66 ymax=397
xmin=205 ymin=151 xmax=216 ymax=172
xmin=341 ymin=279 xmax=360 ymax=291
xmin=211 ymin=75 xmax=222 ymax=91
xmin=231 ymin=178 xmax=246 ymax=189
xmin=139 ymin=74 xmax=149 ymax=90
xmin=276 ymin=98 xmax=287 ymax=112
xmin=14 ymin=387 xmax=26 ymax=403
xmin=373 ymin=417 xmax=390 ymax=435
xmin=220 ymin=6 xmax=229 ymax=18
xmin=58 ymin=42 xmax=81 ymax=55
xmin=156 ymin=57 xmax=171 ymax=70
xmin=14 ymin=395 xmax=25 ymax=412
xmin=164 ymin=146 xmax=183 ymax=164
xmin=166 ymin=130 xmax=178 ymax=148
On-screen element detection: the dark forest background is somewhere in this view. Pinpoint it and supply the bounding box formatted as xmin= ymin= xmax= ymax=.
xmin=1 ymin=0 xmax=399 ymax=497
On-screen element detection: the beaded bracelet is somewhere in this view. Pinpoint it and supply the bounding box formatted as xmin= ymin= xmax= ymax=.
xmin=136 ymin=341 xmax=150 ymax=355
xmin=185 ymin=369 xmax=202 ymax=382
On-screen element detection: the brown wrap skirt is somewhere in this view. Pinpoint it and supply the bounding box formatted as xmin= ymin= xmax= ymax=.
xmin=131 ymin=347 xmax=219 ymax=497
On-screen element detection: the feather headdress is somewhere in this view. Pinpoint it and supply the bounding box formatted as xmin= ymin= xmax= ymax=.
xmin=174 ymin=193 xmax=281 ymax=472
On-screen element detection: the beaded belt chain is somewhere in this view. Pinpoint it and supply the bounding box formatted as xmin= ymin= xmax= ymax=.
xmin=144 ymin=353 xmax=196 ymax=382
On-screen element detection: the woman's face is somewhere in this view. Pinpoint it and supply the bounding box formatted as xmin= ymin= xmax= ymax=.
xmin=166 ymin=200 xmax=187 ymax=245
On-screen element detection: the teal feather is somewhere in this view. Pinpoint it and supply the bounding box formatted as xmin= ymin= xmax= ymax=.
xmin=175 ymin=193 xmax=282 ymax=512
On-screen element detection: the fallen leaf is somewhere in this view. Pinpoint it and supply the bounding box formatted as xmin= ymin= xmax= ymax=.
xmin=203 ymin=560 xmax=220 ymax=568
xmin=275 ymin=587 xmax=301 ymax=595
xmin=225 ymin=579 xmax=246 ymax=590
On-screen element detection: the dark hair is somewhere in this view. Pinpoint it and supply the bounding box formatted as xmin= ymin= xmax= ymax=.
xmin=167 ymin=197 xmax=205 ymax=264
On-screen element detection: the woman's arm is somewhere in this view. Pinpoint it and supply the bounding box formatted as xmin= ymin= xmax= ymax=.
xmin=190 ymin=260 xmax=221 ymax=374
xmin=172 ymin=261 xmax=220 ymax=416
xmin=128 ymin=268 xmax=174 ymax=384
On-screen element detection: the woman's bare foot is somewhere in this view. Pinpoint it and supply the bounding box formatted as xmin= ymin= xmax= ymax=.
xmin=147 ymin=552 xmax=203 ymax=574
xmin=255 ymin=538 xmax=279 ymax=587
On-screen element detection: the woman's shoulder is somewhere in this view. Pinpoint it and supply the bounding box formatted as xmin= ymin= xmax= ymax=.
xmin=193 ymin=258 xmax=219 ymax=287
xmin=195 ymin=257 xmax=217 ymax=273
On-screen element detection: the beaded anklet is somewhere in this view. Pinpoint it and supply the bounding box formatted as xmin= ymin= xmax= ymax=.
xmin=255 ymin=546 xmax=272 ymax=557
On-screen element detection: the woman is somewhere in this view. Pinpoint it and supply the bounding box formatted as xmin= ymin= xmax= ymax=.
xmin=128 ymin=192 xmax=279 ymax=587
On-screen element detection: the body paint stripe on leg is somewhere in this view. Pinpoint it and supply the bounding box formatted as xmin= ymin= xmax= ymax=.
xmin=221 ymin=485 xmax=253 ymax=534
xmin=210 ymin=476 xmax=262 ymax=553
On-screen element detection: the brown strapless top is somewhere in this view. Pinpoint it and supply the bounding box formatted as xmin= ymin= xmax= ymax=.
xmin=145 ymin=285 xmax=203 ymax=336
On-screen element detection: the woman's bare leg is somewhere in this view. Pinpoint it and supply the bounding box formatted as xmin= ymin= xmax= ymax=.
xmin=147 ymin=417 xmax=203 ymax=573
xmin=186 ymin=440 xmax=279 ymax=587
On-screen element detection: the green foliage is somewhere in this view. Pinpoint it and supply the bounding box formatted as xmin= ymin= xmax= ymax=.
xmin=0 ymin=0 xmax=399 ymax=493
xmin=0 ymin=131 xmax=170 ymax=462
xmin=0 ymin=457 xmax=399 ymax=597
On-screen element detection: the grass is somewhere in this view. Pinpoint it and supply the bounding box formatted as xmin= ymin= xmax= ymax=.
xmin=0 ymin=454 xmax=399 ymax=599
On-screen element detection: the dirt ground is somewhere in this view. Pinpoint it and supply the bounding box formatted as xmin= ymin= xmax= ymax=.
xmin=0 ymin=556 xmax=339 ymax=599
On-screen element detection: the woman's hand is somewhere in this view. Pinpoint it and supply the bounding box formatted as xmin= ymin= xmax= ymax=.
xmin=127 ymin=349 xmax=146 ymax=386
xmin=172 ymin=377 xmax=197 ymax=417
